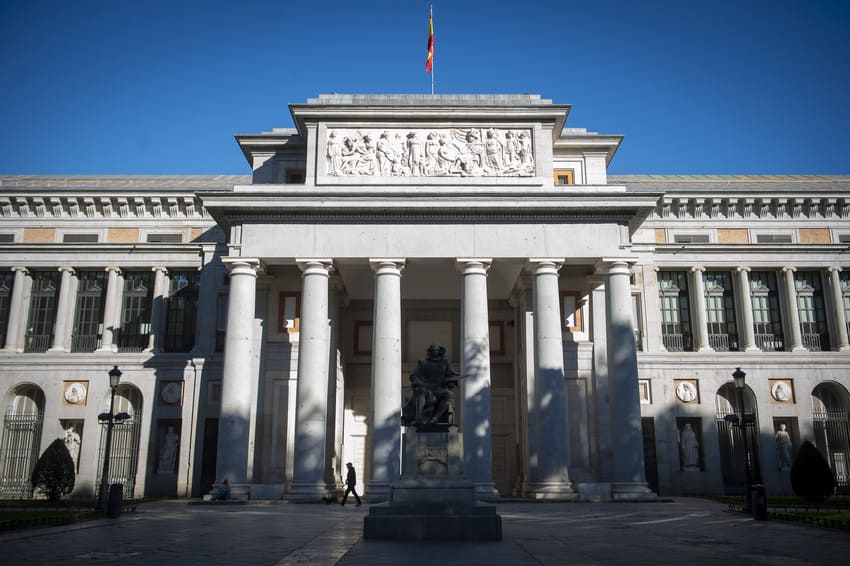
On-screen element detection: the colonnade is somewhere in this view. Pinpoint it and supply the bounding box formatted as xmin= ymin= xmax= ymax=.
xmin=215 ymin=256 xmax=649 ymax=500
xmin=685 ymin=265 xmax=850 ymax=353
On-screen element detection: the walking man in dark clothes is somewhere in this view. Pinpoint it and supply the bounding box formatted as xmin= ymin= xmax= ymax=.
xmin=340 ymin=462 xmax=362 ymax=506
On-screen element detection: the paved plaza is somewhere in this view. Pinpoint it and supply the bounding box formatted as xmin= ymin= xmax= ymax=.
xmin=1 ymin=497 xmax=848 ymax=565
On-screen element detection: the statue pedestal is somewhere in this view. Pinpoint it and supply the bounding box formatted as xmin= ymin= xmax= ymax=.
xmin=363 ymin=428 xmax=501 ymax=540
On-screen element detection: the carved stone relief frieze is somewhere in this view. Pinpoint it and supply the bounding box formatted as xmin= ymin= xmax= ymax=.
xmin=325 ymin=127 xmax=534 ymax=178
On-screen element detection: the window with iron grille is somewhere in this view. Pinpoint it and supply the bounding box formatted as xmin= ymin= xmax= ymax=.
xmin=71 ymin=271 xmax=107 ymax=352
xmin=795 ymin=271 xmax=829 ymax=351
xmin=24 ymin=271 xmax=60 ymax=352
xmin=750 ymin=271 xmax=784 ymax=351
xmin=215 ymin=293 xmax=228 ymax=352
xmin=117 ymin=272 xmax=153 ymax=353
xmin=62 ymin=233 xmax=99 ymax=243
xmin=658 ymin=271 xmax=693 ymax=351
xmin=756 ymin=233 xmax=793 ymax=243
xmin=704 ymin=271 xmax=738 ymax=351
xmin=673 ymin=234 xmax=711 ymax=244
xmin=146 ymin=233 xmax=183 ymax=243
xmin=164 ymin=271 xmax=200 ymax=352
xmin=0 ymin=234 xmax=14 ymax=243
xmin=0 ymin=271 xmax=13 ymax=347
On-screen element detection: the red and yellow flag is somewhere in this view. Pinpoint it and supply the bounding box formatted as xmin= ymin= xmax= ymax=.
xmin=425 ymin=6 xmax=434 ymax=72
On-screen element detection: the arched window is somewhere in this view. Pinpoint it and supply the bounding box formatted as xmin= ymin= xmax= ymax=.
xmin=812 ymin=382 xmax=850 ymax=489
xmin=97 ymin=385 xmax=143 ymax=498
xmin=0 ymin=385 xmax=45 ymax=498
xmin=715 ymin=382 xmax=760 ymax=494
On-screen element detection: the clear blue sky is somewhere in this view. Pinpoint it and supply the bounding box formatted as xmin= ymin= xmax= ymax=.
xmin=1 ymin=0 xmax=848 ymax=175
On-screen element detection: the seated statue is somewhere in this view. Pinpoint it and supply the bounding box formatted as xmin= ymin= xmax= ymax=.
xmin=401 ymin=343 xmax=461 ymax=428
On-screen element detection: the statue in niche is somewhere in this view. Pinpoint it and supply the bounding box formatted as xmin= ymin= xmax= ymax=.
xmin=158 ymin=426 xmax=179 ymax=473
xmin=775 ymin=423 xmax=793 ymax=471
xmin=63 ymin=425 xmax=81 ymax=471
xmin=401 ymin=343 xmax=462 ymax=428
xmin=680 ymin=423 xmax=700 ymax=470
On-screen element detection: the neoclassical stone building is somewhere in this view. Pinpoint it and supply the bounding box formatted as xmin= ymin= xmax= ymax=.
xmin=1 ymin=94 xmax=848 ymax=501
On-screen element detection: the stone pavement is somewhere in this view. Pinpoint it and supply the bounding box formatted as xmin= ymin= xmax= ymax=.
xmin=1 ymin=497 xmax=848 ymax=565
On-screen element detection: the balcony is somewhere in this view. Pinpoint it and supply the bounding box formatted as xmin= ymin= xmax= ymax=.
xmin=71 ymin=334 xmax=101 ymax=353
xmin=23 ymin=334 xmax=51 ymax=353
xmin=755 ymin=333 xmax=784 ymax=352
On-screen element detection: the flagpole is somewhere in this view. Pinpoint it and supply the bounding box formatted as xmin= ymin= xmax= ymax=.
xmin=429 ymin=4 xmax=434 ymax=95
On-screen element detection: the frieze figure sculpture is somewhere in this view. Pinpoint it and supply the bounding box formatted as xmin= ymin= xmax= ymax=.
xmin=401 ymin=343 xmax=462 ymax=428
xmin=326 ymin=128 xmax=534 ymax=178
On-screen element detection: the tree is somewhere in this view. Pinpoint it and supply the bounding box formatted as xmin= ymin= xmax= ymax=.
xmin=30 ymin=438 xmax=76 ymax=501
xmin=790 ymin=440 xmax=835 ymax=501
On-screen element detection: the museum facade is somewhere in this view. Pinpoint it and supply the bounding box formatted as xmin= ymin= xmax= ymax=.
xmin=1 ymin=94 xmax=849 ymax=501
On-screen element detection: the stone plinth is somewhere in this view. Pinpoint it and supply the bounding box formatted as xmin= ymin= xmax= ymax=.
xmin=363 ymin=429 xmax=502 ymax=540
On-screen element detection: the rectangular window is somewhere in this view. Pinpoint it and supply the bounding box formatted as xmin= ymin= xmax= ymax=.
xmin=0 ymin=271 xmax=14 ymax=347
xmin=278 ymin=292 xmax=301 ymax=333
xmin=62 ymin=233 xmax=99 ymax=243
xmin=704 ymin=271 xmax=738 ymax=351
xmin=116 ymin=271 xmax=153 ymax=353
xmin=673 ymin=234 xmax=710 ymax=244
xmin=658 ymin=271 xmax=693 ymax=351
xmin=0 ymin=234 xmax=15 ymax=243
xmin=24 ymin=271 xmax=60 ymax=352
xmin=553 ymin=169 xmax=574 ymax=185
xmin=146 ymin=233 xmax=183 ymax=243
xmin=560 ymin=292 xmax=582 ymax=332
xmin=756 ymin=233 xmax=793 ymax=243
xmin=215 ymin=293 xmax=228 ymax=352
xmin=749 ymin=271 xmax=784 ymax=351
xmin=164 ymin=271 xmax=200 ymax=352
xmin=286 ymin=170 xmax=306 ymax=184
xmin=71 ymin=271 xmax=107 ymax=352
xmin=795 ymin=270 xmax=829 ymax=351
xmin=840 ymin=271 xmax=850 ymax=339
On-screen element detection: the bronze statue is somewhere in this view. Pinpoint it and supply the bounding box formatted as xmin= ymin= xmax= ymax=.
xmin=401 ymin=343 xmax=461 ymax=428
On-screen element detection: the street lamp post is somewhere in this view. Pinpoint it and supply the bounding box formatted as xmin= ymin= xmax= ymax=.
xmin=98 ymin=365 xmax=124 ymax=514
xmin=732 ymin=367 xmax=754 ymax=514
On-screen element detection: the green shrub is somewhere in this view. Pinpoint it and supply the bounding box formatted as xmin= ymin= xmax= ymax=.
xmin=790 ymin=440 xmax=835 ymax=501
xmin=30 ymin=439 xmax=76 ymax=501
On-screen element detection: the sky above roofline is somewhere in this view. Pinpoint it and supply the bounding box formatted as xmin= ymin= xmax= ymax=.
xmin=1 ymin=1 xmax=848 ymax=176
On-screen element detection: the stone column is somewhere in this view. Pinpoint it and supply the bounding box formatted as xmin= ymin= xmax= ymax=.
xmin=368 ymin=259 xmax=404 ymax=500
xmin=603 ymin=260 xmax=652 ymax=499
xmin=3 ymin=267 xmax=29 ymax=351
xmin=48 ymin=267 xmax=75 ymax=352
xmin=192 ymin=244 xmax=218 ymax=355
xmin=736 ymin=267 xmax=759 ymax=352
xmin=527 ymin=259 xmax=574 ymax=499
xmin=589 ymin=277 xmax=614 ymax=484
xmin=828 ymin=267 xmax=850 ymax=351
xmin=690 ymin=266 xmax=712 ymax=351
xmin=216 ymin=258 xmax=260 ymax=496
xmin=458 ymin=259 xmax=496 ymax=497
xmin=97 ymin=266 xmax=122 ymax=353
xmin=148 ymin=266 xmax=169 ymax=352
xmin=511 ymin=277 xmax=536 ymax=496
xmin=783 ymin=266 xmax=806 ymax=352
xmin=290 ymin=259 xmax=333 ymax=499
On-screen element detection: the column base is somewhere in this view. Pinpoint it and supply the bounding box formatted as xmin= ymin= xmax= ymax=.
xmin=744 ymin=345 xmax=761 ymax=352
xmin=524 ymin=481 xmax=577 ymax=501
xmin=285 ymin=481 xmax=334 ymax=502
xmin=697 ymin=345 xmax=715 ymax=352
xmin=791 ymin=345 xmax=808 ymax=352
xmin=364 ymin=481 xmax=391 ymax=503
xmin=472 ymin=482 xmax=499 ymax=502
xmin=229 ymin=483 xmax=251 ymax=501
xmin=95 ymin=346 xmax=118 ymax=353
xmin=611 ymin=481 xmax=656 ymax=501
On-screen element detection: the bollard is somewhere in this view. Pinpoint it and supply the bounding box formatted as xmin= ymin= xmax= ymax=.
xmin=107 ymin=483 xmax=124 ymax=519
xmin=751 ymin=484 xmax=767 ymax=521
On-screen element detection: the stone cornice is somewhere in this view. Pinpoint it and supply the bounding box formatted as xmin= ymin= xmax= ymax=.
xmin=651 ymin=195 xmax=850 ymax=220
xmin=0 ymin=194 xmax=211 ymax=220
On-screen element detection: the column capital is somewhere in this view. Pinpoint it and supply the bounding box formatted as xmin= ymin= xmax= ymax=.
xmin=105 ymin=265 xmax=122 ymax=274
xmin=11 ymin=266 xmax=29 ymax=274
xmin=222 ymin=257 xmax=262 ymax=276
xmin=690 ymin=265 xmax=706 ymax=273
xmin=368 ymin=258 xmax=406 ymax=274
xmin=527 ymin=258 xmax=564 ymax=275
xmin=296 ymin=259 xmax=333 ymax=276
xmin=151 ymin=265 xmax=169 ymax=275
xmin=782 ymin=266 xmax=797 ymax=274
xmin=828 ymin=266 xmax=843 ymax=274
xmin=58 ymin=266 xmax=75 ymax=274
xmin=456 ymin=258 xmax=492 ymax=274
xmin=736 ymin=266 xmax=751 ymax=274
